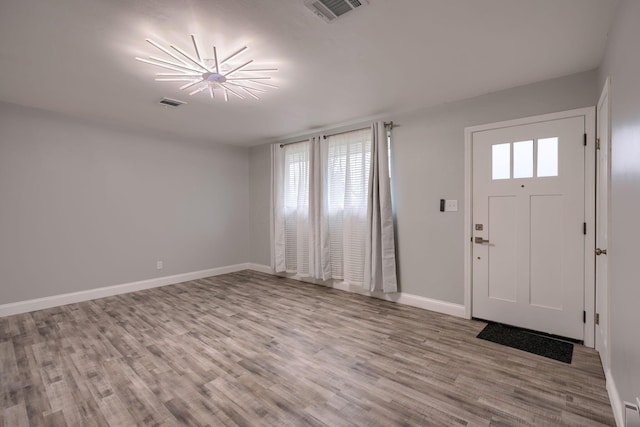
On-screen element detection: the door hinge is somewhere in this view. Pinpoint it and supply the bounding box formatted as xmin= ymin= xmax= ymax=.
xmin=583 ymin=222 xmax=587 ymax=235
xmin=584 ymin=133 xmax=587 ymax=146
xmin=583 ymin=311 xmax=586 ymax=323
xmin=596 ymin=138 xmax=601 ymax=150
xmin=595 ymin=312 xmax=600 ymax=325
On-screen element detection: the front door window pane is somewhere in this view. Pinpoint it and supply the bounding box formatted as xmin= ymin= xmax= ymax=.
xmin=492 ymin=143 xmax=511 ymax=180
xmin=538 ymin=137 xmax=559 ymax=177
xmin=513 ymin=140 xmax=534 ymax=178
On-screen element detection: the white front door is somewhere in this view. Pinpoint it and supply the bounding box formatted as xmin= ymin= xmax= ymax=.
xmin=471 ymin=114 xmax=587 ymax=340
xmin=595 ymin=80 xmax=611 ymax=367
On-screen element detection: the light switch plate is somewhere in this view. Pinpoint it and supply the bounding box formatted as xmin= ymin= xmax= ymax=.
xmin=444 ymin=199 xmax=458 ymax=212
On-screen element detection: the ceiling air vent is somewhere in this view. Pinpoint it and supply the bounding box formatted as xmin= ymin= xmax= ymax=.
xmin=159 ymin=97 xmax=186 ymax=108
xmin=304 ymin=0 xmax=368 ymax=23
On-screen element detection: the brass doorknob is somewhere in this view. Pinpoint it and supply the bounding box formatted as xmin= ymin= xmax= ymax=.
xmin=595 ymin=248 xmax=607 ymax=256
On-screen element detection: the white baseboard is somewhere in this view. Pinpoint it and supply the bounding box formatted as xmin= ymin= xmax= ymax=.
xmin=246 ymin=263 xmax=274 ymax=274
xmin=2 ymin=262 xmax=466 ymax=320
xmin=0 ymin=263 xmax=249 ymax=317
xmin=605 ymin=368 xmax=624 ymax=427
xmin=247 ymin=264 xmax=466 ymax=319
xmin=389 ymin=292 xmax=467 ymax=318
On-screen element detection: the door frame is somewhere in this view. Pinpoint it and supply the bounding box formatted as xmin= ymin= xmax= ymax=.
xmin=595 ymin=77 xmax=611 ymax=366
xmin=463 ymin=107 xmax=596 ymax=347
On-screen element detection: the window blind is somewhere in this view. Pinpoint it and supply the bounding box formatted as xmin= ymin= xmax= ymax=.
xmin=283 ymin=141 xmax=310 ymax=275
xmin=326 ymin=128 xmax=372 ymax=284
xmin=280 ymin=129 xmax=372 ymax=283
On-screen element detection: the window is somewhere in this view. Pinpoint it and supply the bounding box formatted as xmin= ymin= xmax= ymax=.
xmin=492 ymin=137 xmax=559 ymax=180
xmin=492 ymin=143 xmax=511 ymax=180
xmin=513 ymin=140 xmax=534 ymax=178
xmin=537 ymin=137 xmax=558 ymax=177
xmin=283 ymin=142 xmax=310 ymax=274
xmin=327 ymin=129 xmax=371 ymax=283
xmin=281 ymin=129 xmax=372 ymax=284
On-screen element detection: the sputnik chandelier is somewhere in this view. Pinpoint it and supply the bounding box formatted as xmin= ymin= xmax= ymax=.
xmin=136 ymin=35 xmax=277 ymax=102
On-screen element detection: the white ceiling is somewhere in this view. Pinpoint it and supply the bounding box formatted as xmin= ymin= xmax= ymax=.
xmin=0 ymin=0 xmax=617 ymax=146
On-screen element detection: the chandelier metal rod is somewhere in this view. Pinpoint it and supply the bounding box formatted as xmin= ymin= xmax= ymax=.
xmin=148 ymin=56 xmax=202 ymax=73
xmin=219 ymin=46 xmax=248 ymax=66
xmin=169 ymin=45 xmax=210 ymax=72
xmin=145 ymin=39 xmax=192 ymax=67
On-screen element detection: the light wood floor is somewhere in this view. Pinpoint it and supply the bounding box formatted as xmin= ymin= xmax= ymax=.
xmin=1 ymin=271 xmax=614 ymax=426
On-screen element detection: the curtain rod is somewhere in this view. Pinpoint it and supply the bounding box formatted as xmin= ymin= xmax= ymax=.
xmin=279 ymin=121 xmax=395 ymax=148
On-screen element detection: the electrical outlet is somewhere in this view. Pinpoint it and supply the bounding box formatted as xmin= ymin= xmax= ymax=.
xmin=444 ymin=199 xmax=458 ymax=212
xmin=156 ymin=261 xmax=163 ymax=270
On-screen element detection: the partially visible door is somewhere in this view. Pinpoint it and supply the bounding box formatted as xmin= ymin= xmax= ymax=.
xmin=472 ymin=114 xmax=586 ymax=340
xmin=595 ymin=79 xmax=611 ymax=368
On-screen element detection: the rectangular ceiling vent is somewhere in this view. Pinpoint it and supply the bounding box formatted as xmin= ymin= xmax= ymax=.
xmin=159 ymin=97 xmax=186 ymax=108
xmin=304 ymin=0 xmax=368 ymax=23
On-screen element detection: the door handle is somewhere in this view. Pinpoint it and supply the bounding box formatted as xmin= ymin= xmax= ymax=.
xmin=595 ymin=248 xmax=607 ymax=256
xmin=475 ymin=237 xmax=490 ymax=244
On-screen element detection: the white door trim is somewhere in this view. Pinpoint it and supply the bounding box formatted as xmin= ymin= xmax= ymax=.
xmin=596 ymin=77 xmax=612 ymax=367
xmin=464 ymin=107 xmax=596 ymax=347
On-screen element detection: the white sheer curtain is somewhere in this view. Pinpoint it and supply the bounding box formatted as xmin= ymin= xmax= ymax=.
xmin=271 ymin=140 xmax=311 ymax=275
xmin=284 ymin=141 xmax=311 ymax=275
xmin=308 ymin=136 xmax=331 ymax=280
xmin=271 ymin=144 xmax=286 ymax=272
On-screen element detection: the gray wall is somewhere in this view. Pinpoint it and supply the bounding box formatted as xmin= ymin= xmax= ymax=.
xmin=0 ymin=102 xmax=249 ymax=304
xmin=249 ymin=70 xmax=597 ymax=304
xmin=249 ymin=143 xmax=272 ymax=267
xmin=598 ymin=0 xmax=640 ymax=408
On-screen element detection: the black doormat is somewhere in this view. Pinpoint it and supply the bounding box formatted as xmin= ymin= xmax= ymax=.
xmin=477 ymin=323 xmax=574 ymax=363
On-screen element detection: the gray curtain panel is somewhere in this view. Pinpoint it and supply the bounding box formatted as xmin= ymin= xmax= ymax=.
xmin=364 ymin=121 xmax=398 ymax=293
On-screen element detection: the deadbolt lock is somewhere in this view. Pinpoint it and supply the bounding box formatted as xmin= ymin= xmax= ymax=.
xmin=475 ymin=224 xmax=483 ymax=231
